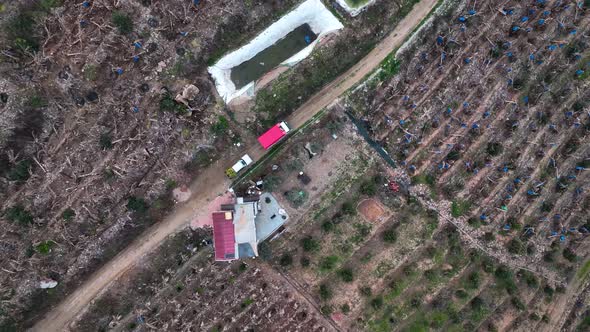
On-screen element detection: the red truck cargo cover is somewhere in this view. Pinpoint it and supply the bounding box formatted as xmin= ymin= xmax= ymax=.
xmin=258 ymin=124 xmax=286 ymax=150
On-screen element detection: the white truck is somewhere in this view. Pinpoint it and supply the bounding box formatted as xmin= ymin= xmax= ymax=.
xmin=226 ymin=154 xmax=253 ymax=178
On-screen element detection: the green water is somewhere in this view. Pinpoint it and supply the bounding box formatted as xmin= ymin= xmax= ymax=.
xmin=346 ymin=0 xmax=371 ymax=7
xmin=231 ymin=24 xmax=317 ymax=89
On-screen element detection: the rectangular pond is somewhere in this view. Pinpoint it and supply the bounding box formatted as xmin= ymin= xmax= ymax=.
xmin=231 ymin=24 xmax=317 ymax=89
xmin=208 ymin=0 xmax=343 ymax=104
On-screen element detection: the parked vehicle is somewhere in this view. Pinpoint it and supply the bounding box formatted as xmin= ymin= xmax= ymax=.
xmin=226 ymin=154 xmax=253 ymax=178
xmin=257 ymin=121 xmax=291 ymax=149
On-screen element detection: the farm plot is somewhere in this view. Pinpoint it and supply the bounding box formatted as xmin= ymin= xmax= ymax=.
xmin=343 ymin=0 xmax=590 ymax=329
xmin=74 ymin=236 xmax=333 ymax=332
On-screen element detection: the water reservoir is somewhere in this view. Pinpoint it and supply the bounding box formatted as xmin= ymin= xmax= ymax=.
xmin=231 ymin=24 xmax=317 ymax=89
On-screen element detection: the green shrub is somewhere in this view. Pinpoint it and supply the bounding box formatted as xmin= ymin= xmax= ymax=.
xmin=378 ymin=55 xmax=400 ymax=81
xmin=412 ymin=173 xmax=436 ymax=186
xmin=319 ymin=284 xmax=332 ymax=300
xmin=482 ymin=232 xmax=495 ymax=242
xmin=159 ymin=94 xmax=187 ymax=114
xmin=165 ymin=179 xmax=178 ymax=191
xmin=5 ymin=205 xmax=33 ymax=225
xmin=465 ymin=271 xmax=480 ymax=290
xmin=126 ymin=196 xmax=147 ymax=213
xmin=4 ymin=1 xmax=62 ymax=55
xmin=27 ymin=95 xmax=47 ymax=108
xmin=103 ymin=168 xmax=117 ymax=181
xmin=99 ymin=133 xmax=113 ymax=150
xmin=403 ymin=264 xmax=416 ymax=277
xmin=370 ymin=296 xmax=384 ymax=309
xmin=507 ymin=238 xmax=525 ymax=254
xmin=279 ymin=253 xmax=293 ymax=267
xmin=511 ymin=297 xmax=525 ymax=311
xmin=341 ymin=201 xmax=356 ymax=215
xmin=351 ymin=222 xmax=372 ymax=244
xmin=494 ymin=265 xmax=516 ymax=294
xmin=7 ymin=159 xmax=32 ymax=182
xmin=451 ymin=199 xmax=471 ymax=218
xmin=486 ymin=142 xmax=503 ymax=156
xmin=211 ymin=115 xmax=229 ymax=135
xmin=258 ymin=241 xmax=272 ymax=260
xmin=6 ymin=12 xmax=39 ymax=53
xmin=320 ymin=305 xmax=333 ymax=315
xmin=340 ymin=303 xmax=350 ymax=314
xmin=563 ymin=248 xmax=577 ymax=262
xmin=382 ymin=227 xmax=398 ymax=243
xmin=519 ymin=270 xmax=539 ymax=288
xmin=300 ymin=256 xmax=310 ymax=267
xmin=430 ymin=310 xmax=449 ymax=328
xmin=469 ymin=296 xmax=488 ymax=322
xmin=455 ymin=289 xmax=468 ymax=299
xmin=240 ymin=298 xmax=254 ymax=309
xmin=35 ymin=240 xmax=55 ymax=254
xmin=424 ymin=269 xmax=439 ymax=282
xmin=83 ymin=64 xmax=98 ymax=81
xmin=286 ymin=188 xmax=308 ymax=208
xmin=61 ymin=208 xmax=75 ymax=221
xmin=467 ymin=216 xmax=481 ymax=228
xmin=38 ymin=0 xmax=62 ymax=11
xmin=360 ymin=286 xmax=372 ymax=297
xmin=338 ymin=268 xmax=354 ymax=282
xmin=543 ymin=285 xmax=554 ymax=299
xmin=360 ymin=180 xmax=377 ymax=196
xmin=301 ymin=236 xmax=320 ymax=252
xmin=263 ymin=175 xmax=283 ymax=192
xmin=321 ymin=220 xmax=335 ymax=233
xmin=112 ymin=11 xmax=133 ymax=34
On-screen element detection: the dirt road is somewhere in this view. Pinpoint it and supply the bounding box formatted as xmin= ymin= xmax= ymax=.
xmin=32 ymin=0 xmax=438 ymax=330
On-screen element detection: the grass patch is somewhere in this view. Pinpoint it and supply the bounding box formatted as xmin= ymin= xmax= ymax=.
xmin=577 ymin=259 xmax=590 ymax=281
xmin=345 ymin=0 xmax=372 ymax=7
xmin=451 ymin=199 xmax=471 ymax=218
xmin=378 ymin=54 xmax=401 ymax=81
xmin=319 ymin=255 xmax=340 ymax=271
xmin=240 ymin=298 xmax=254 ymax=309
xmin=35 ymin=240 xmax=55 ymax=254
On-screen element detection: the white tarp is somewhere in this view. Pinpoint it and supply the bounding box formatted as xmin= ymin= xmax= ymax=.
xmin=208 ymin=0 xmax=343 ymax=103
xmin=335 ymin=0 xmax=377 ymax=17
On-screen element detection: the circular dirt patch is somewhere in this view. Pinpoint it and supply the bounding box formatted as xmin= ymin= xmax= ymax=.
xmin=357 ymin=198 xmax=387 ymax=223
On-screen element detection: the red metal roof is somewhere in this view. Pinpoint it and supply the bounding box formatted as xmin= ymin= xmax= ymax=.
xmin=257 ymin=124 xmax=286 ymax=150
xmin=212 ymin=212 xmax=236 ymax=261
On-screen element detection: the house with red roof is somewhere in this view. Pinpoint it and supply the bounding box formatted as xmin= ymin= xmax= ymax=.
xmin=212 ymin=197 xmax=260 ymax=261
xmin=212 ymin=211 xmax=236 ymax=261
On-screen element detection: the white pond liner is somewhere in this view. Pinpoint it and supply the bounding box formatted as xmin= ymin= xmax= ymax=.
xmin=208 ymin=0 xmax=343 ymax=104
xmin=335 ymin=0 xmax=378 ymax=17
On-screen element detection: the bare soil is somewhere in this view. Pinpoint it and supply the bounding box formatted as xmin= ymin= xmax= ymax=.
xmin=357 ymin=198 xmax=389 ymax=223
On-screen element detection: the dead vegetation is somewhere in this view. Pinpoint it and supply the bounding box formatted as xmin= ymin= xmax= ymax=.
xmin=0 ymin=0 xmax=310 ymax=329
xmin=2 ymin=0 xmax=590 ymax=331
